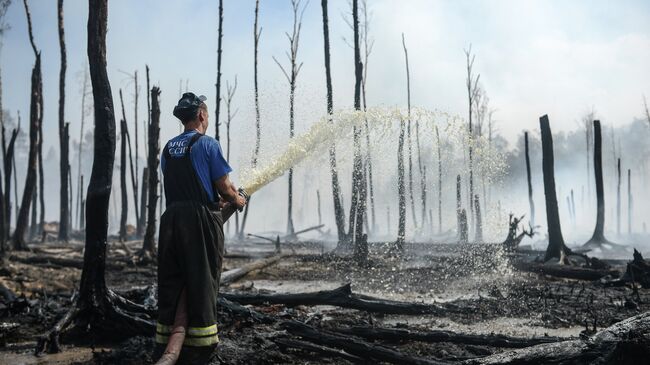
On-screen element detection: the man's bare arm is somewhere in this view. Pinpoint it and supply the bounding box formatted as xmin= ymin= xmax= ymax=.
xmin=214 ymin=174 xmax=246 ymax=209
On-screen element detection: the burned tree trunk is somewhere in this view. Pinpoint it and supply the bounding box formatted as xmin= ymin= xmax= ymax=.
xmin=524 ymin=131 xmax=535 ymax=227
xmin=436 ymin=126 xmax=442 ymax=234
xmin=456 ymin=174 xmax=462 ymax=237
xmin=396 ymin=116 xmax=406 ymax=252
xmin=402 ymin=33 xmax=418 ymax=229
xmin=119 ymin=119 xmax=127 ymax=242
xmin=540 ymin=115 xmax=571 ymax=263
xmin=36 ymin=1 xmax=154 ymax=353
xmin=137 ymin=167 xmax=147 ymax=238
xmin=142 ymin=86 xmax=160 ymax=254
xmin=616 ymin=157 xmax=621 ymax=235
xmin=584 ymin=120 xmax=611 ymax=247
xmin=119 ymin=90 xmax=139 ymax=230
xmin=214 ymin=0 xmax=223 ymax=140
xmin=459 ymin=209 xmax=468 ymax=244
xmin=321 ymin=0 xmax=346 ymax=244
xmin=350 ymin=0 xmax=366 ymax=263
xmin=252 ymin=0 xmax=261 ymax=166
xmin=3 ymin=127 xmax=17 ymax=240
xmin=628 ymin=168 xmax=632 ymax=234
xmin=273 ymin=0 xmax=307 ymax=238
xmin=57 ymin=0 xmax=70 ymax=241
xmin=474 ymin=194 xmax=482 ymax=242
xmin=14 ymin=0 xmax=41 ymax=250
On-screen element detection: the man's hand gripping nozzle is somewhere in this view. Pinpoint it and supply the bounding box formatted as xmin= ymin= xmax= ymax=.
xmin=237 ymin=188 xmax=250 ymax=212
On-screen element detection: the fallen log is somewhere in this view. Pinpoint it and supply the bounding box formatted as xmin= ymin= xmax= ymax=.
xmin=274 ymin=337 xmax=364 ymax=363
xmin=461 ymin=311 xmax=650 ymax=364
xmin=9 ymin=254 xmax=126 ymax=271
xmin=222 ymin=283 xmax=448 ymax=315
xmin=281 ymin=320 xmax=448 ymax=365
xmin=336 ymin=326 xmax=567 ymax=349
xmin=220 ymin=253 xmax=286 ymax=286
xmin=512 ymin=260 xmax=619 ymax=281
xmin=217 ymin=296 xmax=274 ymax=324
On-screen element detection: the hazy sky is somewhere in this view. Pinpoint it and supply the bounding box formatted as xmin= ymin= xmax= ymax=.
xmin=2 ymin=0 xmax=650 ymax=158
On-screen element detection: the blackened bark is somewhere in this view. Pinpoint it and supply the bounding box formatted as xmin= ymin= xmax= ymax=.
xmin=585 ymin=120 xmax=610 ymax=246
xmin=540 ymin=115 xmax=571 ymax=263
xmin=321 ymin=0 xmax=346 ymax=243
xmin=76 ymin=71 xmax=89 ymax=231
xmin=459 ymin=209 xmax=468 ymax=244
xmin=350 ymin=0 xmax=366 ymax=261
xmin=119 ymin=119 xmax=127 ymax=242
xmin=402 ymin=33 xmax=417 ymax=228
xmin=628 ymin=169 xmax=632 ymax=234
xmin=524 ymin=131 xmax=535 ymax=227
xmin=474 ymin=194 xmax=482 ymax=242
xmin=142 ymin=86 xmax=161 ymax=253
xmin=252 ymin=0 xmax=261 ymax=167
xmin=119 ymin=90 xmax=139 ymax=229
xmin=616 ymin=158 xmax=621 ymax=235
xmin=137 ymin=167 xmax=147 ymax=238
xmin=14 ymin=0 xmax=41 ymax=250
xmin=435 ymin=126 xmax=442 ymax=234
xmin=396 ymin=117 xmax=406 ymax=252
xmin=215 ymin=0 xmax=223 ymax=140
xmin=456 ymin=174 xmax=461 ymax=237
xmin=3 ymin=127 xmax=17 ymax=239
xmin=57 ymin=0 xmax=69 ymax=241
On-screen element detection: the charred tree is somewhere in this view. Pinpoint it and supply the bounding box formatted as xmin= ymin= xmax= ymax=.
xmin=137 ymin=167 xmax=147 ymax=238
xmin=349 ymin=0 xmax=366 ymax=261
xmin=628 ymin=169 xmax=632 ymax=234
xmin=142 ymin=86 xmax=160 ymax=254
xmin=76 ymin=70 xmax=89 ymax=231
xmin=435 ymin=126 xmax=442 ymax=234
xmin=3 ymin=127 xmax=17 ymax=240
xmin=321 ymin=0 xmax=346 ymax=244
xmin=464 ymin=45 xmax=480 ymax=232
xmin=119 ymin=90 xmax=139 ymax=233
xmin=396 ymin=117 xmax=406 ymax=252
xmin=239 ymin=0 xmax=263 ymax=242
xmin=524 ymin=131 xmax=535 ymax=227
xmin=57 ymin=0 xmax=70 ymax=241
xmin=14 ymin=0 xmax=41 ymax=250
xmin=616 ymin=158 xmax=621 ymax=236
xmin=215 ymin=0 xmax=223 ymax=140
xmin=540 ymin=115 xmax=572 ymax=263
xmin=459 ymin=209 xmax=468 ymax=244
xmin=584 ymin=120 xmax=611 ymax=247
xmin=36 ymin=1 xmax=154 ymax=353
xmin=359 ymin=0 xmax=376 ymax=232
xmin=119 ymin=119 xmax=127 ymax=242
xmin=274 ymin=0 xmax=306 ymax=238
xmin=252 ymin=0 xmax=261 ymax=166
xmin=456 ymin=174 xmax=462 ymax=237
xmin=474 ymin=194 xmax=482 ymax=242
xmin=402 ymin=33 xmax=417 ymax=228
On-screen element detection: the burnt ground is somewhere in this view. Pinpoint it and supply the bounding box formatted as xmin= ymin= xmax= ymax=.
xmin=0 ymin=240 xmax=648 ymax=364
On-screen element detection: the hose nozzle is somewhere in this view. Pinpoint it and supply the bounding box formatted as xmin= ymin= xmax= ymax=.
xmin=237 ymin=188 xmax=250 ymax=212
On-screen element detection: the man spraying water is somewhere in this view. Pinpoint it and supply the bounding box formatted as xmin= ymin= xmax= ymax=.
xmin=154 ymin=92 xmax=247 ymax=365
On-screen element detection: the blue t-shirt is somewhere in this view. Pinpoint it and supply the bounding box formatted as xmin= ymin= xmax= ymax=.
xmin=161 ymin=130 xmax=232 ymax=202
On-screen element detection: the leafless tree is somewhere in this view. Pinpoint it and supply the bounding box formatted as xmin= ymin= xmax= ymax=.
xmin=273 ymin=0 xmax=308 ymax=237
xmin=224 ymin=76 xmax=238 ymax=164
xmin=464 ymin=45 xmax=480 ymax=232
xmin=396 ymin=116 xmax=405 ymax=252
xmin=580 ymin=108 xmax=595 ymax=201
xmin=36 ymin=1 xmax=154 ymax=352
xmin=252 ymin=0 xmax=262 ymax=167
xmin=14 ymin=0 xmax=42 ymax=250
xmin=0 ymin=0 xmax=11 ymax=248
xmin=57 ymin=0 xmax=70 ymax=241
xmin=435 ymin=126 xmax=442 ymax=234
xmin=119 ymin=89 xmax=139 ymax=231
xmin=584 ymin=120 xmax=612 ymax=247
xmin=142 ymin=85 xmax=160 ymax=255
xmin=525 ymin=131 xmax=535 ymax=227
xmin=321 ymin=0 xmax=346 ymax=243
xmin=119 ymin=118 xmax=127 ymax=241
xmin=215 ymin=0 xmax=223 ymax=140
xmin=402 ymin=33 xmax=418 ymax=228
xmin=76 ymin=68 xmax=91 ymax=230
